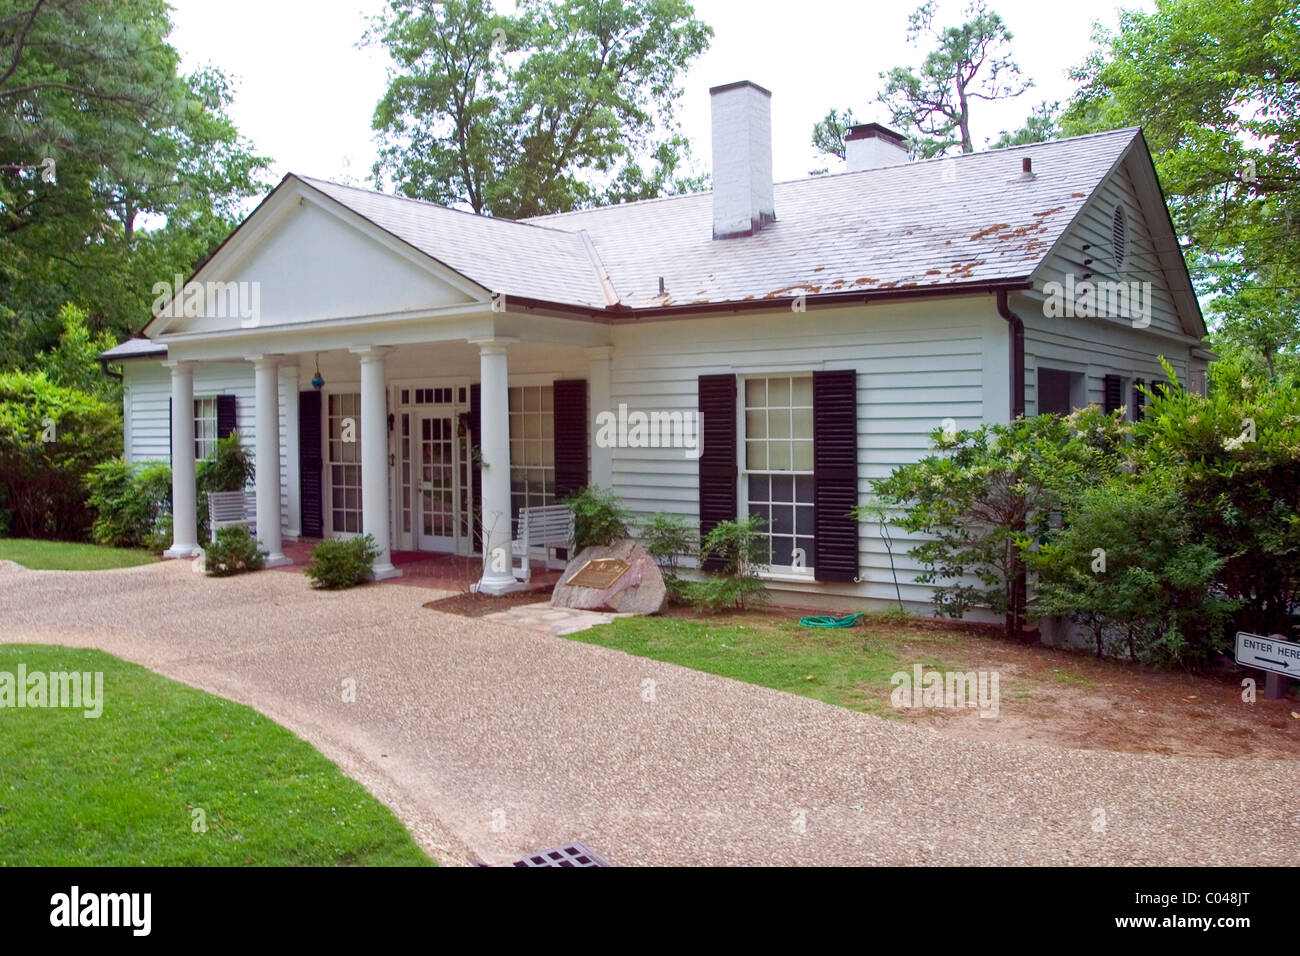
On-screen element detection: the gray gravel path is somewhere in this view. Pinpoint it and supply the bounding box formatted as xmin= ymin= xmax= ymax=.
xmin=1 ymin=558 xmax=1296 ymax=866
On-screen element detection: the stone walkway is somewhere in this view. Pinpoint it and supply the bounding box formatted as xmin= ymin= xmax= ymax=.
xmin=480 ymin=601 xmax=626 ymax=636
xmin=2 ymin=558 xmax=1298 ymax=866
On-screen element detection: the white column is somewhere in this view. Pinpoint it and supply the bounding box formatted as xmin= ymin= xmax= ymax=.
xmin=250 ymin=355 xmax=291 ymax=567
xmin=164 ymin=360 xmax=200 ymax=558
xmin=281 ymin=364 xmax=301 ymax=541
xmin=586 ymin=346 xmax=614 ymax=489
xmin=354 ymin=347 xmax=401 ymax=580
xmin=472 ymin=339 xmax=521 ymax=594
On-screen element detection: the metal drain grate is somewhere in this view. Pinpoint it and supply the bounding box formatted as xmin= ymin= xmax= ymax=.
xmin=511 ymin=842 xmax=610 ymax=867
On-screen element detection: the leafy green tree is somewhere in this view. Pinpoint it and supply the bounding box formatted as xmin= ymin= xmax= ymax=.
xmin=32 ymin=303 xmax=118 ymax=402
xmin=1062 ymin=0 xmax=1300 ymax=376
xmin=0 ymin=1 xmax=270 ymax=363
xmin=367 ymin=0 xmax=712 ymax=217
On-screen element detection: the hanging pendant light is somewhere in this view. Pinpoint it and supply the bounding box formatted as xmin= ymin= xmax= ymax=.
xmin=312 ymin=353 xmax=324 ymax=390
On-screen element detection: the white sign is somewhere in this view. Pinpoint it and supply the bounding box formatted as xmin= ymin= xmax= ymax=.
xmin=1235 ymin=631 xmax=1300 ymax=679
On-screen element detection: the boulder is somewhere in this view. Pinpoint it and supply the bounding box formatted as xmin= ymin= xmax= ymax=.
xmin=550 ymin=539 xmax=665 ymax=615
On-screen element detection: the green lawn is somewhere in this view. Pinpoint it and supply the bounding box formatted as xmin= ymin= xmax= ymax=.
xmin=0 ymin=645 xmax=433 ymax=866
xmin=0 ymin=537 xmax=157 ymax=570
xmin=569 ymin=613 xmax=955 ymax=717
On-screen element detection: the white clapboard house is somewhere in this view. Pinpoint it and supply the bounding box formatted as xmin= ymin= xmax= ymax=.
xmin=101 ymin=80 xmax=1208 ymax=605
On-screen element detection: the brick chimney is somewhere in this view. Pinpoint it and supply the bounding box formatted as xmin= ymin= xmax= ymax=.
xmin=845 ymin=123 xmax=908 ymax=172
xmin=710 ymin=81 xmax=775 ymax=239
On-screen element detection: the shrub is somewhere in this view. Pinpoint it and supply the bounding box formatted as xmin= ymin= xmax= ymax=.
xmin=205 ymin=525 xmax=267 ymax=577
xmin=86 ymin=460 xmax=173 ymax=550
xmin=85 ymin=459 xmax=174 ymax=548
xmin=565 ymin=485 xmax=630 ymax=550
xmin=1132 ymin=363 xmax=1300 ymax=640
xmin=145 ymin=513 xmax=173 ymax=555
xmin=866 ymin=407 xmax=1129 ymax=638
xmin=0 ymin=370 xmax=121 ymax=540
xmin=687 ymin=515 xmax=769 ymax=612
xmin=1026 ymin=469 xmax=1236 ymax=666
xmin=641 ymin=512 xmax=696 ymax=575
xmin=306 ymin=535 xmax=378 ymax=589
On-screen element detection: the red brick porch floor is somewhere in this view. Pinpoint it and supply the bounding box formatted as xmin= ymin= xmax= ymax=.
xmin=272 ymin=539 xmax=561 ymax=594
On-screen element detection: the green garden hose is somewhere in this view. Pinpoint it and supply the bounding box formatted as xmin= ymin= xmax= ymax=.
xmin=798 ymin=612 xmax=864 ymax=628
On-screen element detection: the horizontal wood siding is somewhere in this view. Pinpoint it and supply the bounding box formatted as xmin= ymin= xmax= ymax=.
xmin=1037 ymin=157 xmax=1185 ymax=338
xmin=608 ymin=298 xmax=998 ymax=603
xmin=121 ymin=360 xmax=294 ymax=535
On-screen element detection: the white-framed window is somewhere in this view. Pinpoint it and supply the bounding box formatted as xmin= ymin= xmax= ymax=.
xmin=194 ymin=397 xmax=218 ymax=460
xmin=742 ymin=375 xmax=815 ymax=571
xmin=327 ymin=392 xmax=363 ymax=534
xmin=508 ymin=385 xmax=555 ymax=528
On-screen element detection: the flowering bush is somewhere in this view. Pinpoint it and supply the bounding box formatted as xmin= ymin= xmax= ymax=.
xmin=205 ymin=525 xmax=266 ymax=577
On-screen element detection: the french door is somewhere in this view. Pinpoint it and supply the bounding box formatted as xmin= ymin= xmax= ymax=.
xmin=414 ymin=411 xmax=458 ymax=552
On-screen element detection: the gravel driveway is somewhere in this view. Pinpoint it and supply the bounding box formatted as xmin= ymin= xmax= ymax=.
xmin=2 ymin=558 xmax=1296 ymax=866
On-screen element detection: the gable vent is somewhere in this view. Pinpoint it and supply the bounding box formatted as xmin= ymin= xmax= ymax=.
xmin=1111 ymin=205 xmax=1127 ymax=269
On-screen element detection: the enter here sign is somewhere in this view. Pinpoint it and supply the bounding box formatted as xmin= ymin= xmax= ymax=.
xmin=1235 ymin=631 xmax=1300 ymax=679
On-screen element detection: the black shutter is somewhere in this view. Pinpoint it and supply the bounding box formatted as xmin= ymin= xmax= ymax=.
xmin=812 ymin=369 xmax=859 ymax=582
xmin=469 ymin=383 xmax=482 ymax=528
xmin=553 ymin=379 xmax=589 ymax=499
xmin=1102 ymin=374 xmax=1123 ymax=414
xmin=1132 ymin=379 xmax=1146 ymax=421
xmin=298 ymin=390 xmax=323 ymax=538
xmin=697 ymin=374 xmax=737 ymax=570
xmin=216 ymin=394 xmax=237 ymax=438
xmin=168 ymin=396 xmax=173 ymax=465
xmin=1151 ymin=379 xmax=1169 ymax=400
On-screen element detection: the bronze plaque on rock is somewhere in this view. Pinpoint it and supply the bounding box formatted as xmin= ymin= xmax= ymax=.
xmin=565 ymin=558 xmax=630 ymax=590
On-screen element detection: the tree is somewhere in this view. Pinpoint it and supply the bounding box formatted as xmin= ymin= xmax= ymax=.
xmin=1061 ymin=0 xmax=1300 ymax=376
xmin=809 ymin=107 xmax=857 ymax=164
xmin=990 ymin=100 xmax=1058 ymax=148
xmin=877 ymin=0 xmax=1031 ymax=157
xmin=33 ymin=303 xmax=118 ymax=402
xmin=0 ymin=1 xmax=270 ymax=363
xmin=367 ymin=0 xmax=712 ymax=218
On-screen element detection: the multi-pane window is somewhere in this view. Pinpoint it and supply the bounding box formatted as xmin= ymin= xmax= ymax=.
xmin=327 ymin=392 xmax=362 ymax=534
xmin=743 ymin=376 xmax=815 ymax=570
xmin=508 ymin=385 xmax=555 ymax=528
xmin=194 ymin=397 xmax=218 ymax=461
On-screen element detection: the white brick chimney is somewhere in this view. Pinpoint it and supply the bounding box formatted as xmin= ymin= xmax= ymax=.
xmin=710 ymin=81 xmax=775 ymax=239
xmin=845 ymin=123 xmax=909 ymax=172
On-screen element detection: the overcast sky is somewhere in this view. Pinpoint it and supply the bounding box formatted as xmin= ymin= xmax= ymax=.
xmin=167 ymin=0 xmax=1152 ymax=194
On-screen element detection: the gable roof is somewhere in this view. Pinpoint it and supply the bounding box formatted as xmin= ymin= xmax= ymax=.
xmin=121 ymin=125 xmax=1205 ymax=359
xmin=297 ymin=176 xmax=611 ymax=309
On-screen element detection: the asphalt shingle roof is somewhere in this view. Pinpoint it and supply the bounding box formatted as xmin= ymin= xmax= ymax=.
xmin=100 ymin=336 xmax=166 ymax=360
xmin=525 ymin=128 xmax=1137 ymax=308
xmin=302 ymin=128 xmax=1136 ymax=312
xmin=299 ymin=177 xmax=611 ymax=309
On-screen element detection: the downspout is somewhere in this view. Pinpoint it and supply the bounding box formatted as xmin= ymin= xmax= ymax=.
xmin=996 ymin=289 xmax=1024 ymax=419
xmin=98 ymin=358 xmax=122 ymax=381
xmin=995 ymin=288 xmax=1026 ymax=639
